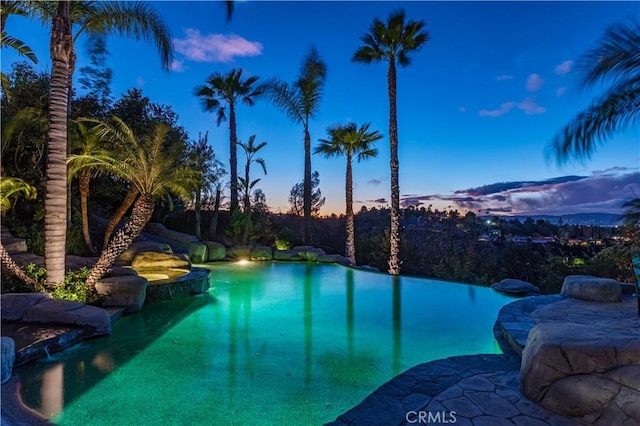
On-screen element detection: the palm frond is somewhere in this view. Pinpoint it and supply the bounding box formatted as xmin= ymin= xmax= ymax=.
xmin=1 ymin=31 xmax=37 ymax=63
xmin=263 ymin=77 xmax=304 ymax=123
xmin=255 ymin=157 xmax=267 ymax=175
xmin=0 ymin=176 xmax=37 ymax=213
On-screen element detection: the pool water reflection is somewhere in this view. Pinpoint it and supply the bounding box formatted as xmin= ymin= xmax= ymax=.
xmin=17 ymin=263 xmax=514 ymax=425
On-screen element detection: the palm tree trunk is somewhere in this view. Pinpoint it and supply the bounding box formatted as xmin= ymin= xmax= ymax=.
xmin=0 ymin=243 xmax=39 ymax=289
xmin=208 ymin=187 xmax=221 ymax=239
xmin=387 ymin=59 xmax=400 ymax=275
xmin=303 ymin=126 xmax=312 ymax=244
xmin=242 ymin=161 xmax=251 ymax=245
xmin=194 ymin=189 xmax=202 ymax=240
xmin=345 ymin=154 xmax=355 ymax=266
xmin=103 ymin=185 xmax=139 ymax=250
xmin=229 ymin=104 xmax=239 ymax=213
xmin=78 ymin=169 xmax=96 ymax=255
xmin=45 ymin=1 xmax=72 ymax=286
xmin=86 ymin=193 xmax=154 ymax=289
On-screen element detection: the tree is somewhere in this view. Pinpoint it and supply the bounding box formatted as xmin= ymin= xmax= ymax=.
xmin=0 ymin=0 xmax=38 ymax=97
xmin=193 ymin=69 xmax=262 ymax=213
xmin=549 ymin=18 xmax=639 ymax=164
xmin=0 ymin=176 xmax=39 ymax=288
xmin=82 ymin=118 xmax=199 ymax=289
xmin=67 ymin=119 xmax=115 ymax=255
xmin=238 ymin=135 xmax=267 ymax=244
xmin=315 ymin=123 xmax=381 ymax=265
xmin=264 ymin=48 xmax=327 ymax=244
xmin=289 ymin=171 xmax=325 ymax=216
xmin=353 ymin=9 xmax=429 ymax=274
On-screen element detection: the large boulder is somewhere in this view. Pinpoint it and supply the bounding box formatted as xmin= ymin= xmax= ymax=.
xmin=491 ymin=278 xmax=541 ymax=296
xmin=520 ymin=322 xmax=640 ymax=423
xmin=205 ymin=241 xmax=226 ymax=261
xmin=117 ymin=241 xmax=173 ymax=264
xmin=251 ymin=246 xmax=273 ymax=261
xmin=1 ymin=337 xmax=15 ymax=384
xmin=131 ymin=252 xmax=191 ymax=269
xmin=292 ymin=246 xmax=325 ymax=262
xmin=21 ymin=300 xmax=111 ymax=337
xmin=318 ymin=254 xmax=350 ymax=265
xmin=561 ymin=275 xmax=622 ymax=302
xmin=188 ymin=242 xmax=208 ymax=264
xmin=0 ymin=293 xmax=51 ymax=321
xmin=95 ymin=275 xmax=148 ymax=313
xmin=227 ymin=245 xmax=252 ymax=261
xmin=273 ymin=250 xmax=302 ymax=261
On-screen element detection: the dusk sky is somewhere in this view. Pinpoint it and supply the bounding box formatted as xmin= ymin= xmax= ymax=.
xmin=3 ymin=1 xmax=638 ymax=216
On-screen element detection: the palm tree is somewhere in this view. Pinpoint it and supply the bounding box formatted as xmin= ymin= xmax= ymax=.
xmin=67 ymin=119 xmax=115 ymax=255
xmin=549 ymin=18 xmax=639 ymax=164
xmin=315 ymin=123 xmax=381 ymax=265
xmin=353 ymin=10 xmax=429 ymax=274
xmin=238 ymin=135 xmax=267 ymax=245
xmin=0 ymin=176 xmax=39 ymax=288
xmin=193 ymin=69 xmax=262 ymax=213
xmin=264 ymin=47 xmax=327 ymax=244
xmin=82 ymin=118 xmax=199 ymax=289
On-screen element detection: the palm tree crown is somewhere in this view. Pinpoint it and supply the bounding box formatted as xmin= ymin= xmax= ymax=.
xmin=194 ymin=68 xmax=262 ymax=212
xmin=549 ymin=18 xmax=639 ymax=164
xmin=353 ymin=9 xmax=428 ymax=275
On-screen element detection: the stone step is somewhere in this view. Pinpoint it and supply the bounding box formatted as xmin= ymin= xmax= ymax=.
xmin=1 ymin=323 xmax=85 ymax=366
xmin=2 ymin=238 xmax=27 ymax=254
xmin=105 ymin=307 xmax=126 ymax=324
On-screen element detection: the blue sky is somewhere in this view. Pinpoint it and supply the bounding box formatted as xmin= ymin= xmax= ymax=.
xmin=3 ymin=1 xmax=639 ymax=216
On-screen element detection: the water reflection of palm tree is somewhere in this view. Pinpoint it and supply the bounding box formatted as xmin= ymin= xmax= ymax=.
xmin=346 ymin=268 xmax=355 ymax=356
xmin=392 ymin=275 xmax=402 ymax=373
xmin=303 ymin=264 xmax=313 ymax=385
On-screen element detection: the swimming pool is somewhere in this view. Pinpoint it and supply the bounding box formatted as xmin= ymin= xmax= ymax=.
xmin=17 ymin=262 xmax=514 ymax=425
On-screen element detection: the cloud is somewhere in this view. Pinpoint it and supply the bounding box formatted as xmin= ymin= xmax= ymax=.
xmin=479 ymin=101 xmax=516 ymax=117
xmin=368 ymin=179 xmax=382 ymax=186
xmin=525 ymin=73 xmax=544 ymax=92
xmin=554 ymin=60 xmax=574 ymax=75
xmin=136 ymin=76 xmax=145 ymax=87
xmin=173 ymin=29 xmax=263 ymax=63
xmin=517 ymin=97 xmax=546 ymax=115
xmin=367 ymin=198 xmax=388 ymax=204
xmin=459 ymin=106 xmax=466 ymax=113
xmin=169 ymin=60 xmax=186 ymax=72
xmin=412 ymin=169 xmax=640 ymax=215
xmin=497 ymin=75 xmax=514 ymax=81
xmin=556 ymin=87 xmax=566 ymax=97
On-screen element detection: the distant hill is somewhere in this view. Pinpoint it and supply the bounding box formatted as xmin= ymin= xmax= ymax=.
xmin=490 ymin=213 xmax=623 ymax=226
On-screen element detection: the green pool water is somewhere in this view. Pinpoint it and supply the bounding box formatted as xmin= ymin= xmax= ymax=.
xmin=17 ymin=262 xmax=514 ymax=425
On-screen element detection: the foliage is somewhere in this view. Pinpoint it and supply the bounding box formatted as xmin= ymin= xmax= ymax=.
xmin=288 ymin=171 xmax=325 ymax=216
xmin=77 ymin=35 xmax=113 ymax=110
xmin=275 ymin=234 xmax=293 ymax=250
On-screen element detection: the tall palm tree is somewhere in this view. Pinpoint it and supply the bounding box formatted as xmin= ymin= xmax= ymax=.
xmin=82 ymin=118 xmax=199 ymax=289
xmin=549 ymin=18 xmax=639 ymax=164
xmin=193 ymin=69 xmax=262 ymax=213
xmin=353 ymin=10 xmax=429 ymax=274
xmin=67 ymin=119 xmax=115 ymax=255
xmin=238 ymin=135 xmax=267 ymax=244
xmin=264 ymin=47 xmax=327 ymax=244
xmin=0 ymin=176 xmax=39 ymax=288
xmin=315 ymin=123 xmax=381 ymax=265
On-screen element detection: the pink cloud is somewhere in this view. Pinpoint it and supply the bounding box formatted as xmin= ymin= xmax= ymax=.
xmin=478 ymin=101 xmax=516 ymax=117
xmin=170 ymin=60 xmax=185 ymax=72
xmin=556 ymin=87 xmax=566 ymax=97
xmin=517 ymin=97 xmax=546 ymax=115
xmin=554 ymin=60 xmax=574 ymax=75
xmin=525 ymin=73 xmax=544 ymax=92
xmin=497 ymin=75 xmax=514 ymax=81
xmin=173 ymin=29 xmax=263 ymax=63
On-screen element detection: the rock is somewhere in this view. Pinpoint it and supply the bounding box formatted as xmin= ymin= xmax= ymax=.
xmin=145 ymin=268 xmax=210 ymax=303
xmin=357 ymin=265 xmax=381 ymax=273
xmin=205 ymin=241 xmax=226 ymax=261
xmin=491 ymin=279 xmax=541 ymax=296
xmin=0 ymin=293 xmax=51 ymax=321
xmin=21 ymin=299 xmax=111 ymax=337
xmin=2 ymin=238 xmax=27 ymax=253
xmin=226 ymin=245 xmax=252 ymax=261
xmin=293 ymin=246 xmax=325 ymax=262
xmin=65 ymin=255 xmax=98 ymax=270
xmin=143 ymin=222 xmax=199 ymax=244
xmin=291 ymin=245 xmax=316 ymax=252
xmin=520 ymin=322 xmax=640 ymax=422
xmin=104 ymin=266 xmax=139 ymax=277
xmin=251 ymin=246 xmax=273 ymax=261
xmin=95 ymin=275 xmax=148 ymax=313
xmin=117 ymin=241 xmax=173 ymax=264
xmin=131 ymin=252 xmax=191 ymax=269
xmin=318 ymin=254 xmax=350 ymax=265
xmin=561 ymin=275 xmax=622 ymax=302
xmin=620 ymin=283 xmax=637 ymax=295
xmin=188 ymin=242 xmax=208 ymax=264
xmin=273 ymin=250 xmax=302 ymax=261
xmin=1 ymin=337 xmax=15 ymax=384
